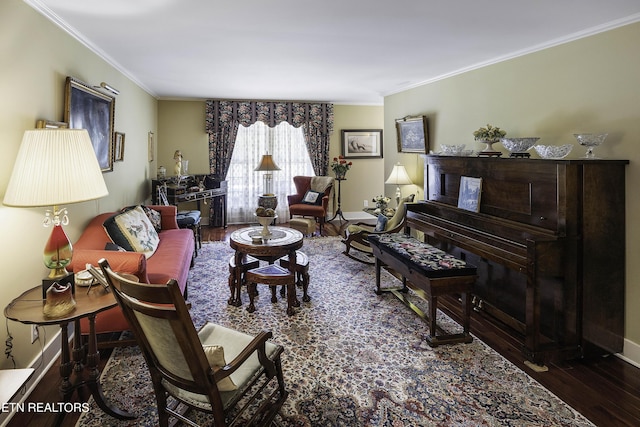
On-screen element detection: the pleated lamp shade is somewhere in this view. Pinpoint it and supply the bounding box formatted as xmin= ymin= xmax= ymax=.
xmin=4 ymin=129 xmax=108 ymax=207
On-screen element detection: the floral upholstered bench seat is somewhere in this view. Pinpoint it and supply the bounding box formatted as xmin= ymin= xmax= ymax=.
xmin=368 ymin=233 xmax=477 ymax=347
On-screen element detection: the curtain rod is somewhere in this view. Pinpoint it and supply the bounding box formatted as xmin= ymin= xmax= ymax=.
xmin=207 ymin=98 xmax=333 ymax=105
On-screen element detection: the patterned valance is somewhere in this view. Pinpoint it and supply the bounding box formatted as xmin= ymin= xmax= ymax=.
xmin=205 ymin=100 xmax=333 ymax=135
xmin=204 ymin=100 xmax=334 ymax=178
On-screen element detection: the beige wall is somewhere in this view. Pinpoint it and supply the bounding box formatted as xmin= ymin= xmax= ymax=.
xmin=384 ymin=22 xmax=640 ymax=360
xmin=157 ymin=102 xmax=385 ymax=218
xmin=0 ymin=2 xmax=157 ymax=370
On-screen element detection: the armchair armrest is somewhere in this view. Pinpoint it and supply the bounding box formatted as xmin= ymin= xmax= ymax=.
xmin=213 ymin=330 xmax=279 ymax=382
xmin=71 ymin=249 xmax=149 ymax=283
xmin=287 ymin=194 xmax=303 ymax=205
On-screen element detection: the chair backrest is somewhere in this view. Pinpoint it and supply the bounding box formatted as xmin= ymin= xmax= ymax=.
xmin=385 ymin=194 xmax=415 ymax=231
xmin=292 ymin=176 xmax=333 ymax=197
xmin=98 ymin=258 xmax=228 ymax=423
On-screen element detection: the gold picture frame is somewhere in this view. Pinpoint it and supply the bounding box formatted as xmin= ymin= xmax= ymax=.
xmin=114 ymin=132 xmax=125 ymax=162
xmin=64 ymin=76 xmax=115 ymax=172
xmin=396 ymin=116 xmax=429 ymax=153
xmin=36 ymin=120 xmax=68 ymax=129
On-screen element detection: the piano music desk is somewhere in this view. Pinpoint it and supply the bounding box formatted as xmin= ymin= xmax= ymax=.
xmin=368 ymin=234 xmax=477 ymax=347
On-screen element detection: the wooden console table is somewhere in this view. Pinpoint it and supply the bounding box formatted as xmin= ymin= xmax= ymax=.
xmin=152 ymin=175 xmax=227 ymax=227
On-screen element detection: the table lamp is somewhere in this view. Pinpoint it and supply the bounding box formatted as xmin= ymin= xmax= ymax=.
xmin=385 ymin=162 xmax=413 ymax=207
xmin=3 ymin=129 xmax=109 ymax=290
xmin=255 ymin=153 xmax=280 ymax=209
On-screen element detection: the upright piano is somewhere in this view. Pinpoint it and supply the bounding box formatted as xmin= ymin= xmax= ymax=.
xmin=407 ymin=155 xmax=628 ymax=363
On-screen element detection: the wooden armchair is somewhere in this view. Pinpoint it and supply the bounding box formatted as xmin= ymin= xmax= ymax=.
xmin=287 ymin=176 xmax=334 ymax=235
xmin=99 ymin=259 xmax=288 ymax=427
xmin=342 ymin=194 xmax=415 ymax=264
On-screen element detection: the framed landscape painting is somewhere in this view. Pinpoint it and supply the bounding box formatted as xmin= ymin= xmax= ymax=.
xmin=64 ymin=77 xmax=115 ymax=172
xmin=341 ymin=129 xmax=383 ymax=159
xmin=396 ymin=116 xmax=429 ymax=153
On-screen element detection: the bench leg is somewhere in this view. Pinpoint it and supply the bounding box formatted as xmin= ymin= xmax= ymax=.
xmin=429 ymin=295 xmax=438 ymax=342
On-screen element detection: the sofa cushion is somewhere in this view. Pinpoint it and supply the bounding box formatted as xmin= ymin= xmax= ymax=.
xmin=103 ymin=206 xmax=160 ymax=258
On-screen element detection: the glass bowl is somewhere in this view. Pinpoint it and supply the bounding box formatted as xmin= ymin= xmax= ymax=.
xmin=574 ymin=133 xmax=607 ymax=159
xmin=500 ymin=137 xmax=539 ymax=154
xmin=440 ymin=144 xmax=466 ymax=156
xmin=533 ymin=144 xmax=573 ymax=159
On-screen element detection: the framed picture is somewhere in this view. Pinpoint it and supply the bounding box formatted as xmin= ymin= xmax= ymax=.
xmin=35 ymin=120 xmax=68 ymax=129
xmin=64 ymin=77 xmax=115 ymax=172
xmin=457 ymin=176 xmax=482 ymax=213
xmin=114 ymin=132 xmax=125 ymax=162
xmin=341 ymin=129 xmax=383 ymax=159
xmin=396 ymin=116 xmax=429 ymax=153
xmin=148 ymin=132 xmax=155 ymax=162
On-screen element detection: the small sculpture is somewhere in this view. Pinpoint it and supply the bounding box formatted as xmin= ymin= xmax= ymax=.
xmin=173 ymin=150 xmax=183 ymax=176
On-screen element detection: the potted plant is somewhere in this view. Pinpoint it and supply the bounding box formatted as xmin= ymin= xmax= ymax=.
xmin=473 ymin=124 xmax=507 ymax=153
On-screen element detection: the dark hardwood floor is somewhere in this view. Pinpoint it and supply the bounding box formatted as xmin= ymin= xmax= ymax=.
xmin=8 ymin=221 xmax=640 ymax=427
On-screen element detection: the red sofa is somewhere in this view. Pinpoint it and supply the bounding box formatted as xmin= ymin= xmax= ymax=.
xmin=69 ymin=205 xmax=194 ymax=342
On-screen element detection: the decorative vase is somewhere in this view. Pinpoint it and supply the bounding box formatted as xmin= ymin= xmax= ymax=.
xmin=376 ymin=201 xmax=387 ymax=211
xmin=479 ymin=139 xmax=499 ymax=152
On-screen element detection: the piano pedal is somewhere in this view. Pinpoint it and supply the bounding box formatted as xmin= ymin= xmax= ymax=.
xmin=524 ymin=360 xmax=549 ymax=373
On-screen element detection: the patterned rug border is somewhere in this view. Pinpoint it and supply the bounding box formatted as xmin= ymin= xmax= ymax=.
xmin=76 ymin=237 xmax=594 ymax=427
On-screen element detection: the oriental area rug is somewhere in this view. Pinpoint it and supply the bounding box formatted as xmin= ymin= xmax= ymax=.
xmin=76 ymin=237 xmax=594 ymax=427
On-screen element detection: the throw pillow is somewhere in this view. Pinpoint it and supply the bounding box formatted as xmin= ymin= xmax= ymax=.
xmin=104 ymin=242 xmax=127 ymax=252
xmin=375 ymin=215 xmax=388 ymax=232
xmin=202 ymin=345 xmax=237 ymax=391
xmin=103 ymin=206 xmax=160 ymax=258
xmin=122 ymin=205 xmax=162 ymax=232
xmin=141 ymin=206 xmax=162 ymax=232
xmin=302 ymin=190 xmax=322 ymax=205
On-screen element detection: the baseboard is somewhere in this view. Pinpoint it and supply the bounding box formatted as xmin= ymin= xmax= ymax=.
xmin=340 ymin=211 xmax=376 ymax=222
xmin=616 ymin=338 xmax=640 ymax=368
xmin=0 ymin=327 xmax=65 ymax=427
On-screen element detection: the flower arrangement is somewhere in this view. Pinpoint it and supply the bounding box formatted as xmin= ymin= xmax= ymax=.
xmin=372 ymin=195 xmax=391 ymax=212
xmin=473 ymin=124 xmax=507 ymax=142
xmin=330 ymin=155 xmax=353 ymax=178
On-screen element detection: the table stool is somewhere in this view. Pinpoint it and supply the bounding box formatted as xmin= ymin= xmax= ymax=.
xmin=245 ymin=264 xmax=298 ymax=316
xmin=228 ymin=254 xmax=260 ymax=306
xmin=289 ymin=217 xmax=316 ymax=236
xmin=278 ymin=252 xmax=310 ymax=302
xmin=176 ymin=210 xmax=201 ymax=256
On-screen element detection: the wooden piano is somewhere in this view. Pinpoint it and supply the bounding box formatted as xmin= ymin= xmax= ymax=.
xmin=407 ymin=155 xmax=628 ymax=364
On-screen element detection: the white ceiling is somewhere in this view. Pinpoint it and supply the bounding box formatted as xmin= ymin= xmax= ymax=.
xmin=27 ymin=0 xmax=640 ymax=104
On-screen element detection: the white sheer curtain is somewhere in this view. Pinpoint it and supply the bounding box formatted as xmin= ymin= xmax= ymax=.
xmin=226 ymin=121 xmax=315 ymax=224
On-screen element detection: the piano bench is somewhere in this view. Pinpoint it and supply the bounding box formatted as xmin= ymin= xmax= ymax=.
xmin=368 ymin=233 xmax=477 ymax=347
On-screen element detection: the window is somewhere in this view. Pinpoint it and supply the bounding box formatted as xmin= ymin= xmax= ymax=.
xmin=226 ymin=121 xmax=314 ymax=224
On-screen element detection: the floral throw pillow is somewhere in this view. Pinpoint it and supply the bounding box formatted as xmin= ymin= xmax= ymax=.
xmin=103 ymin=206 xmax=160 ymax=258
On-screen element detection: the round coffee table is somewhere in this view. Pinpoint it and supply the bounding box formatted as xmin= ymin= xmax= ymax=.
xmin=229 ymin=226 xmax=303 ymax=314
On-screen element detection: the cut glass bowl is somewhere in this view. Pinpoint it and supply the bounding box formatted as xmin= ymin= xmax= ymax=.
xmin=533 ymin=144 xmax=573 ymax=159
xmin=500 ymin=137 xmax=539 ymax=154
xmin=574 ymin=133 xmax=607 ymax=159
xmin=440 ymin=144 xmax=466 ymax=156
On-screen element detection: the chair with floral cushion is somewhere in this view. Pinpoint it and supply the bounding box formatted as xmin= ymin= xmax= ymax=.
xmin=342 ymin=194 xmax=415 ymax=264
xmin=98 ymin=258 xmax=288 ymax=427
